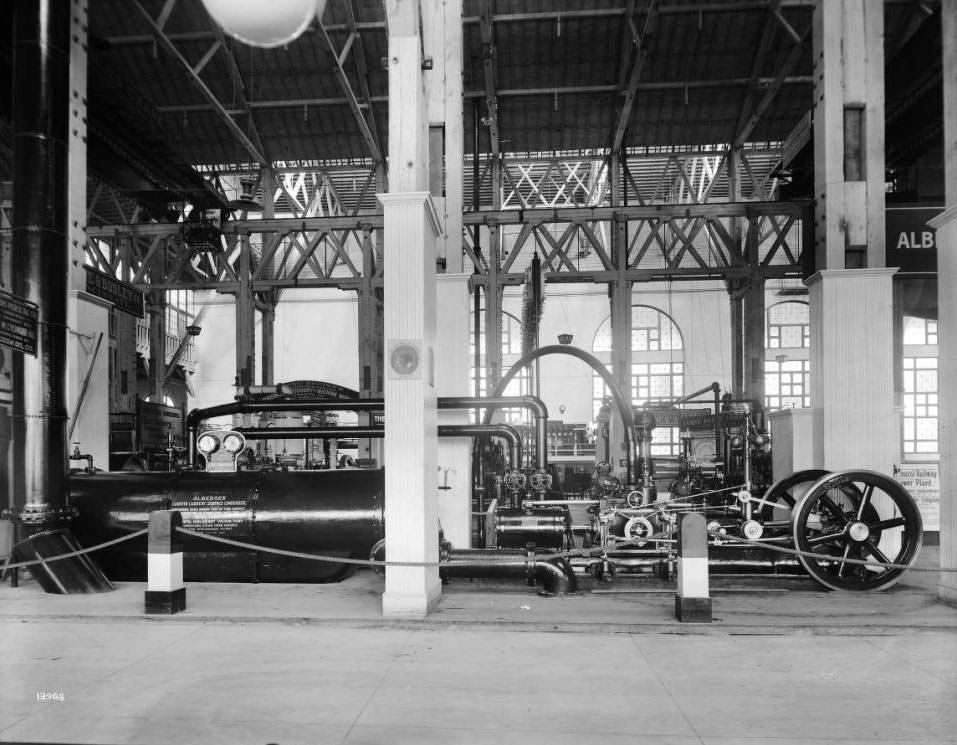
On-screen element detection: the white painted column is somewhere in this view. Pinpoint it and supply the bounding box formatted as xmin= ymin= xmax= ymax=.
xmin=806 ymin=269 xmax=898 ymax=473
xmin=929 ymin=0 xmax=956 ymax=605
xmin=813 ymin=0 xmax=885 ymax=270
xmin=435 ymin=274 xmax=472 ymax=548
xmin=807 ymin=1 xmax=896 ymax=477
xmin=379 ymin=193 xmax=442 ymax=616
xmin=64 ymin=1 xmax=110 ymax=471
xmin=380 ymin=0 xmax=441 ymax=617
xmin=422 ymin=0 xmax=464 ymax=273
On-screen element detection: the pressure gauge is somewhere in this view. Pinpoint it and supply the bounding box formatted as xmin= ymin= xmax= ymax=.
xmin=222 ymin=432 xmax=245 ymax=454
xmin=197 ymin=433 xmax=220 ymax=454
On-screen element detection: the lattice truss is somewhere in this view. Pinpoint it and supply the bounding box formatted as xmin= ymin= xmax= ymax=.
xmin=83 ymin=167 xmax=382 ymax=291
xmin=464 ymin=148 xmax=806 ymax=281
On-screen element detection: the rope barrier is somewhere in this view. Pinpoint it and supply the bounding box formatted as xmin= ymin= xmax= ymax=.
xmin=737 ymin=535 xmax=957 ymax=573
xmin=177 ymin=527 xmax=442 ymax=567
xmin=1 ymin=529 xmax=149 ymax=570
xmin=1 ymin=519 xmax=952 ymax=578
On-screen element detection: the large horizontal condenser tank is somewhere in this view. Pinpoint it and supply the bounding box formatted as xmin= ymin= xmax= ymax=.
xmin=69 ymin=469 xmax=384 ymax=582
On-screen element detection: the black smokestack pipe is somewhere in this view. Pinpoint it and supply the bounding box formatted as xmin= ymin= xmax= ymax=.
xmin=11 ymin=0 xmax=71 ymax=526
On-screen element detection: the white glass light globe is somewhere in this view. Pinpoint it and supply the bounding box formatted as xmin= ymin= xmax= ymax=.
xmin=200 ymin=0 xmax=327 ymax=48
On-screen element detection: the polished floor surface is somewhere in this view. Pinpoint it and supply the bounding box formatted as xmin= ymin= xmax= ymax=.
xmin=1 ymin=551 xmax=955 ymax=745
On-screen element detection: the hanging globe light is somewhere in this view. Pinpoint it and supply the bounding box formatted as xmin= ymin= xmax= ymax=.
xmin=200 ymin=0 xmax=328 ymax=48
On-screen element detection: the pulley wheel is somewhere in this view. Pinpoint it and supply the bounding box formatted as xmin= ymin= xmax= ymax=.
xmin=792 ymin=470 xmax=923 ymax=591
xmin=759 ymin=468 xmax=830 ymax=522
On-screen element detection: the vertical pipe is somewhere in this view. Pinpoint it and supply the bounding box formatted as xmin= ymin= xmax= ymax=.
xmin=11 ymin=0 xmax=71 ymax=521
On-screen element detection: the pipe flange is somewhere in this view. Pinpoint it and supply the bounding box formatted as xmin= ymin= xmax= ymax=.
xmin=14 ymin=505 xmax=78 ymax=524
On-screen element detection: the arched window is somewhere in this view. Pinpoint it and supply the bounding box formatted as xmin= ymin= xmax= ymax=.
xmin=764 ymin=301 xmax=810 ymax=410
xmin=593 ymin=305 xmax=684 ymax=455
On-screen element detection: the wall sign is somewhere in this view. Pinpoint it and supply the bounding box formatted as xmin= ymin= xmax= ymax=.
xmin=84 ymin=266 xmax=144 ymax=317
xmin=895 ymin=462 xmax=939 ymax=531
xmin=885 ymin=206 xmax=943 ymax=273
xmin=0 ymin=289 xmax=38 ymax=356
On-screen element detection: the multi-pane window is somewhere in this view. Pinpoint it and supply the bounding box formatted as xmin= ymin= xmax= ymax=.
xmin=632 ymin=362 xmax=684 ymax=405
xmin=902 ymin=316 xmax=939 ymax=457
xmin=593 ymin=306 xmax=683 ymax=352
xmin=903 ymin=317 xmax=938 ymax=346
xmin=903 ymin=357 xmax=938 ymax=456
xmin=765 ymin=301 xmax=810 ymax=410
xmin=765 ymin=359 xmax=810 ymax=410
xmin=767 ymin=301 xmax=810 ymax=349
xmin=593 ymin=307 xmax=684 ymax=455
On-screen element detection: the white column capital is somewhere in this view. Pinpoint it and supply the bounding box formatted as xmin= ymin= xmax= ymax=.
xmin=928 ymin=205 xmax=957 ymax=230
xmin=804 ymin=266 xmax=898 ymax=288
xmin=377 ymin=191 xmax=443 ymax=239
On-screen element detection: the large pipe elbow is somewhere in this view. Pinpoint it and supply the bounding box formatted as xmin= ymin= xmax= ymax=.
xmin=532 ymin=556 xmax=577 ymax=595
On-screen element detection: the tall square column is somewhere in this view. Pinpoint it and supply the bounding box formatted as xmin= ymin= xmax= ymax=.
xmin=928 ymin=0 xmax=956 ymax=605
xmin=806 ymin=268 xmax=898 ymax=472
xmin=435 ymin=274 xmax=472 ymax=549
xmin=378 ymin=192 xmax=442 ymax=617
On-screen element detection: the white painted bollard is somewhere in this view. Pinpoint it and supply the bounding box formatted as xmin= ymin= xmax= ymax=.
xmin=145 ymin=511 xmax=186 ymax=614
xmin=674 ymin=512 xmax=712 ymax=623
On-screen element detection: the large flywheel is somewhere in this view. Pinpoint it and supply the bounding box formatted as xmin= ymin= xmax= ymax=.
xmin=791 ymin=470 xmax=923 ymax=591
xmin=759 ymin=468 xmax=831 ymax=522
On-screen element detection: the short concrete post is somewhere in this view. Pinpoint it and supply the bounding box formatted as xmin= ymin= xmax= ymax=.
xmin=145 ymin=511 xmax=186 ymax=614
xmin=675 ymin=512 xmax=711 ymax=623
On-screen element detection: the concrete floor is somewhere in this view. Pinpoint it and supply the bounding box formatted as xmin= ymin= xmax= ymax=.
xmin=1 ymin=552 xmax=955 ymax=745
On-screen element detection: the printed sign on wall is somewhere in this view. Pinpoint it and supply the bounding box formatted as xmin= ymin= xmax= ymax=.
xmin=896 ymin=462 xmax=939 ymax=531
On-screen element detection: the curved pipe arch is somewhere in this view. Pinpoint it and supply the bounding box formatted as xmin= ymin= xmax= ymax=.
xmin=485 ymin=345 xmax=635 ymax=484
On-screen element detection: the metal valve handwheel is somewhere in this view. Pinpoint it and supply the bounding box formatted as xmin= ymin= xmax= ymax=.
xmin=528 ymin=470 xmax=552 ymax=491
xmin=623 ymin=515 xmax=654 ymax=545
xmin=503 ymin=470 xmax=526 ymax=491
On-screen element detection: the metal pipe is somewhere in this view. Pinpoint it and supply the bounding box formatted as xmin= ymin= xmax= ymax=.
xmin=713 ymin=381 xmax=722 ymax=467
xmin=234 ymin=426 xmax=383 ymax=440
xmin=234 ymin=423 xmax=524 ymax=471
xmin=440 ymin=395 xmax=549 ymax=470
xmin=186 ymin=399 xmax=386 ymax=466
xmin=188 ymin=396 xmax=542 ymax=467
xmin=488 ymin=346 xmax=634 ymax=482
xmin=11 ymin=0 xmax=72 ymax=525
xmin=438 ymin=424 xmax=523 ymax=471
xmin=441 ymin=548 xmax=577 ymax=594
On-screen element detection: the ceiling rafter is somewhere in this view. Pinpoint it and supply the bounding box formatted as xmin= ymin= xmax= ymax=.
xmin=732 ymin=0 xmax=783 ymax=146
xmin=732 ymin=16 xmax=811 ymax=148
xmin=610 ymin=1 xmax=661 ymax=155
xmin=342 ymin=0 xmax=382 ymax=161
xmin=213 ymin=29 xmax=272 ymax=164
xmin=131 ymin=0 xmax=269 ymax=167
xmin=317 ymin=20 xmax=382 ymax=163
xmin=479 ymin=0 xmax=501 ymax=163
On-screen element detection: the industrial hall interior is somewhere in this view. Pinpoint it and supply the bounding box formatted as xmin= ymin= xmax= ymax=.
xmin=1 ymin=0 xmax=956 ymax=744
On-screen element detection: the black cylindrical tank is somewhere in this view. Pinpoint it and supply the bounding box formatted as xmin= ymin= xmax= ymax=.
xmin=493 ymin=507 xmax=569 ymax=550
xmin=69 ymin=469 xmax=384 ymax=583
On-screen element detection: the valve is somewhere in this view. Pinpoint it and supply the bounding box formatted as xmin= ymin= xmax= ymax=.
xmin=528 ymin=470 xmax=552 ymax=492
xmin=503 ymin=469 xmax=526 ymax=492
